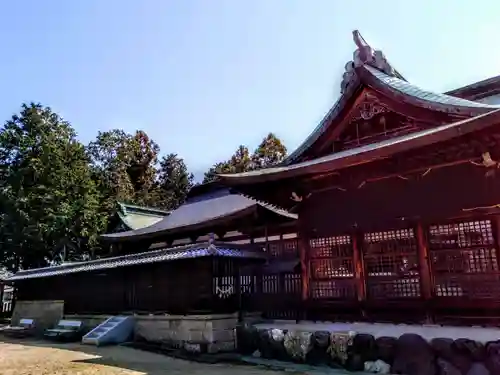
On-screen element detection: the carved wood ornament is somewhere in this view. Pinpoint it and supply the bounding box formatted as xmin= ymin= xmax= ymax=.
xmin=350 ymin=100 xmax=389 ymax=122
xmin=340 ymin=30 xmax=400 ymax=94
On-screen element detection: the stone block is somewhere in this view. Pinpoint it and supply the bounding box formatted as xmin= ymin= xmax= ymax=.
xmin=183 ymin=319 xmax=208 ymax=331
xmin=376 ymin=336 xmax=397 ymax=365
xmin=135 ymin=317 xmax=172 ymax=343
xmin=184 ymin=342 xmax=201 ymax=353
xmin=283 ymin=330 xmax=313 ymax=362
xmin=212 ymin=329 xmax=235 ymax=343
xmin=12 ymin=300 xmax=64 ymax=333
xmin=202 ymin=327 xmax=213 ymax=343
xmin=486 ymin=340 xmax=500 ymax=374
xmin=208 ymin=341 xmax=235 ymax=353
xmin=212 ymin=317 xmax=238 ymax=330
xmin=133 ymin=314 xmax=241 ymax=354
xmin=392 ymin=334 xmax=436 ymax=375
xmin=186 ymin=329 xmax=204 ymax=343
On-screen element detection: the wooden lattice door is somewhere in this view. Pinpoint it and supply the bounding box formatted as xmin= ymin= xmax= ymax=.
xmin=309 ymin=235 xmax=356 ymax=299
xmin=362 ymin=228 xmax=421 ymax=300
xmin=427 ymin=219 xmax=500 ymax=301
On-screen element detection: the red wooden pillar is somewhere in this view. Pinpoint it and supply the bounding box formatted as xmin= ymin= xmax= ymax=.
xmin=352 ymin=232 xmax=366 ymax=303
xmin=492 ymin=216 xmax=500 ymax=271
xmin=416 ymin=221 xmax=433 ymax=322
xmin=299 ymin=235 xmax=310 ymax=302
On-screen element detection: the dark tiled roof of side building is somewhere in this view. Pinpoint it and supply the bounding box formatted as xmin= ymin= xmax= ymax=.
xmin=7 ymin=242 xmax=266 ymax=281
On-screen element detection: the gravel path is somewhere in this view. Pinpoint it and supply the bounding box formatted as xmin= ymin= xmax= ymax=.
xmin=0 ymin=340 xmax=287 ymax=375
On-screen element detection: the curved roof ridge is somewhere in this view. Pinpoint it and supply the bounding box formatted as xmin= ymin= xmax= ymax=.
xmin=363 ymin=65 xmax=500 ymax=110
xmin=445 ymin=74 xmax=500 ymax=98
xmin=219 ymin=108 xmax=500 ymax=184
xmin=101 ymin=191 xmax=296 ymax=242
xmin=284 ymin=30 xmax=402 ymax=165
xmin=283 ymin=30 xmax=500 ymax=165
xmin=118 ymin=202 xmax=170 ymax=216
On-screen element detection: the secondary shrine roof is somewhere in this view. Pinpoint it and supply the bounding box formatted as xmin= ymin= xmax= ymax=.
xmin=117 ymin=202 xmax=170 ymax=230
xmin=7 ymin=242 xmax=265 ymax=281
xmin=445 ymin=74 xmax=500 ymax=101
xmin=283 ymin=30 xmax=500 ymax=166
xmin=101 ymin=186 xmax=297 ymax=242
xmin=218 ymin=108 xmax=500 ymax=184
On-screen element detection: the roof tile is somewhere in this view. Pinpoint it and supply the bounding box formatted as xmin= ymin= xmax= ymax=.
xmin=366 ymin=65 xmax=500 ymax=109
xmin=102 ymin=189 xmax=296 ymax=241
xmin=7 ymin=243 xmax=265 ymax=281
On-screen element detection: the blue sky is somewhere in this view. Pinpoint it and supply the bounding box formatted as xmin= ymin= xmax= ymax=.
xmin=0 ymin=1 xmax=499 ymax=179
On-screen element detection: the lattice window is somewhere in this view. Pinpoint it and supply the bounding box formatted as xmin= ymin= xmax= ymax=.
xmin=428 ymin=219 xmax=500 ymax=299
xmin=262 ymin=275 xmax=279 ymax=294
xmin=311 ymin=280 xmax=356 ymax=299
xmin=429 ymin=220 xmax=495 ymax=250
xmin=240 ymin=275 xmax=255 ymax=294
xmin=284 ymin=273 xmax=301 ymax=294
xmin=282 ymin=239 xmax=299 ymax=258
xmin=363 ymin=229 xmax=421 ymax=299
xmin=268 ymin=239 xmax=299 ymax=259
xmin=311 ymin=258 xmax=353 ymax=278
xmin=212 ymin=276 xmax=235 ymax=298
xmin=310 ymin=236 xmax=351 ymax=258
xmin=310 ymin=235 xmax=355 ymax=299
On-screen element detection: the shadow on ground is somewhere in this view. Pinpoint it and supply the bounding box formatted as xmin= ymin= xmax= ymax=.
xmin=0 ymin=337 xmax=290 ymax=375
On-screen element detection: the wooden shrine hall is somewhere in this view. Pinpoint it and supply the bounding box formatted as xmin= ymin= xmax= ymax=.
xmin=219 ymin=31 xmax=500 ymax=326
xmin=8 ymin=183 xmax=300 ymax=318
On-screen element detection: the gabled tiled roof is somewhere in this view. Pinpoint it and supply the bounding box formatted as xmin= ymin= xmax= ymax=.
xmin=283 ymin=31 xmax=500 ymax=166
xmin=7 ymin=242 xmax=265 ymax=281
xmin=445 ymin=75 xmax=500 ymax=100
xmin=365 ymin=66 xmax=500 ymax=110
xmin=219 ymin=108 xmax=500 ymax=183
xmin=101 ymin=188 xmax=297 ymax=242
xmin=117 ymin=203 xmax=169 ymax=230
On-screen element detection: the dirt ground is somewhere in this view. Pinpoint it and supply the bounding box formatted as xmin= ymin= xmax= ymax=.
xmin=0 ymin=339 xmax=286 ymax=375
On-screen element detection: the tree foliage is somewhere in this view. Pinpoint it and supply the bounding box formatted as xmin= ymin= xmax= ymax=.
xmin=0 ymin=102 xmax=287 ymax=271
xmin=251 ymin=133 xmax=287 ymax=169
xmin=154 ymin=154 xmax=194 ymax=210
xmin=202 ymin=133 xmax=287 ymax=183
xmin=0 ymin=103 xmax=106 ymax=270
xmin=87 ymin=129 xmax=159 ymax=209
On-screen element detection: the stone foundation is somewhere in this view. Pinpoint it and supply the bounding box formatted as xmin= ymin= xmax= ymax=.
xmin=134 ymin=313 xmax=240 ymax=353
xmin=236 ymin=321 xmax=500 ymax=374
xmin=11 ymin=300 xmax=64 ymax=333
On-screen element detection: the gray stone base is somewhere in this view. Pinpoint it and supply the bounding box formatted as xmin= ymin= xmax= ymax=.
xmin=243 ymin=320 xmax=500 ymax=374
xmin=134 ymin=313 xmax=240 ymax=353
xmin=12 ymin=300 xmax=64 ymax=333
